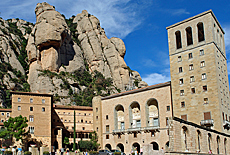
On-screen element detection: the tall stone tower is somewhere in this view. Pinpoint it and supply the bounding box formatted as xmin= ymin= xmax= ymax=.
xmin=167 ymin=10 xmax=230 ymax=133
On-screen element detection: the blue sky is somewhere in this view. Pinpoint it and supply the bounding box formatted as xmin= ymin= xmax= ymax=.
xmin=0 ymin=0 xmax=230 ymax=86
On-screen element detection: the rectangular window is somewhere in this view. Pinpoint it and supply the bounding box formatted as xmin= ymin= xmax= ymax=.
xmin=200 ymin=61 xmax=205 ymax=67
xmin=190 ymin=76 xmax=195 ymax=82
xmin=200 ymin=49 xmax=204 ymax=55
xmin=134 ymin=133 xmax=137 ymax=138
xmin=204 ymin=112 xmax=211 ymax=120
xmin=166 ymin=117 xmax=169 ymax=126
xmin=179 ymin=78 xmax=183 ymax=85
xmin=29 ymin=115 xmax=34 ymax=122
xmin=181 ymin=101 xmax=185 ymax=108
xmin=203 ymin=85 xmax=207 ymax=91
xmin=118 ymin=133 xmax=121 ymax=139
xmin=179 ymin=67 xmax=183 ymax=73
xmin=18 ymin=106 xmax=21 ymax=111
xmin=18 ymin=98 xmax=21 ymax=102
xmin=6 ymin=113 xmax=9 ymax=117
xmin=106 ymin=135 xmax=109 ymax=139
xmin=202 ymin=73 xmax=206 ymax=80
xmin=121 ymin=122 xmax=125 ymax=129
xmin=204 ymin=98 xmax=208 ymax=104
xmin=189 ymin=64 xmax=194 ymax=70
xmin=29 ymin=127 xmax=34 ymax=134
xmin=191 ymin=88 xmax=195 ymax=94
xmin=30 ymin=107 xmax=33 ymax=111
xmin=178 ymin=56 xmax=182 ymax=62
xmin=42 ymin=99 xmax=45 ymax=103
xmin=106 ymin=115 xmax=108 ymax=120
xmin=106 ymin=125 xmax=109 ymax=133
xmin=181 ymin=115 xmax=187 ymax=121
xmin=136 ymin=120 xmax=141 ymax=127
xmin=188 ymin=53 xmax=193 ymax=59
xmin=96 ymin=116 xmax=98 ymax=120
xmin=180 ymin=90 xmax=184 ymax=96
xmin=30 ymin=98 xmax=33 ymax=103
xmin=42 ymin=107 xmax=45 ymax=112
xmin=167 ymin=106 xmax=170 ymax=111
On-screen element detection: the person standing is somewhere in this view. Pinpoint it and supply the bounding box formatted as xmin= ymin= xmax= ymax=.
xmin=60 ymin=148 xmax=64 ymax=155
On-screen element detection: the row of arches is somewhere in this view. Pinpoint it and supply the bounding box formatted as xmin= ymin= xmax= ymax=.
xmin=104 ymin=141 xmax=169 ymax=153
xmin=175 ymin=22 xmax=205 ymax=49
xmin=114 ymin=98 xmax=159 ymax=130
xmin=182 ymin=126 xmax=228 ymax=154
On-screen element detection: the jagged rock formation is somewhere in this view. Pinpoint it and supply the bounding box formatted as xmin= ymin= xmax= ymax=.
xmin=0 ymin=2 xmax=147 ymax=106
xmin=27 ymin=2 xmax=147 ymax=96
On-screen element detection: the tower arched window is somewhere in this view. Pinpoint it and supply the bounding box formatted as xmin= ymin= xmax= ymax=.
xmin=175 ymin=31 xmax=182 ymax=49
xmin=186 ymin=27 xmax=193 ymax=46
xmin=114 ymin=104 xmax=125 ymax=130
xmin=146 ymin=98 xmax=159 ymax=127
xmin=197 ymin=22 xmax=205 ymax=42
xmin=129 ymin=101 xmax=141 ymax=128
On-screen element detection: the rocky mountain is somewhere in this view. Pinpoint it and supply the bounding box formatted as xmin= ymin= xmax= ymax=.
xmin=0 ymin=2 xmax=147 ymax=107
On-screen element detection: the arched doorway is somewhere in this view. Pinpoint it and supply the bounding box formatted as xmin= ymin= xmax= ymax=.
xmin=132 ymin=142 xmax=140 ymax=153
xmin=27 ymin=141 xmax=36 ymax=151
xmin=105 ymin=144 xmax=112 ymax=151
xmin=117 ymin=143 xmax=124 ymax=152
xmin=151 ymin=142 xmax=159 ymax=150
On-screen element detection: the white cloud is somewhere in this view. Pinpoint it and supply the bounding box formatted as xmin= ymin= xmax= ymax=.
xmin=142 ymin=73 xmax=171 ymax=86
xmin=159 ymin=8 xmax=190 ymax=16
xmin=0 ymin=0 xmax=152 ymax=39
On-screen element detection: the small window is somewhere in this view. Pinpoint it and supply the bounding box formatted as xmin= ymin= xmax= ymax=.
xmin=179 ymin=78 xmax=183 ymax=85
xmin=63 ymin=112 xmax=65 ymax=115
xmin=61 ymin=118 xmax=63 ymax=122
xmin=29 ymin=127 xmax=34 ymax=134
xmin=29 ymin=115 xmax=34 ymax=122
xmin=181 ymin=115 xmax=187 ymax=121
xmin=106 ymin=135 xmax=109 ymax=139
xmin=204 ymin=112 xmax=211 ymax=120
xmin=200 ymin=49 xmax=204 ymax=55
xmin=84 ymin=113 xmax=86 ymax=116
xmin=96 ymin=116 xmax=98 ymax=120
xmin=96 ymin=108 xmax=98 ymax=112
xmin=190 ymin=76 xmax=195 ymax=82
xmin=82 ymin=127 xmax=85 ymax=130
xmin=167 ymin=106 xmax=170 ymax=111
xmin=180 ymin=90 xmax=184 ymax=96
xmin=166 ymin=117 xmax=169 ymax=126
xmin=134 ymin=133 xmax=137 ymax=138
xmin=181 ymin=102 xmax=185 ymax=108
xmin=1 ymin=113 xmax=4 ymax=116
xmin=106 ymin=115 xmax=108 ymax=120
xmin=189 ymin=64 xmax=194 ymax=70
xmin=6 ymin=113 xmax=9 ymax=117
xmin=191 ymin=88 xmax=195 ymax=94
xmin=81 ymin=119 xmax=83 ymax=123
xmin=200 ymin=61 xmax=205 ymax=67
xmin=42 ymin=99 xmax=45 ymax=103
xmin=106 ymin=125 xmax=109 ymax=133
xmin=188 ymin=53 xmax=193 ymax=59
xmin=18 ymin=106 xmax=21 ymax=111
xmin=203 ymin=85 xmax=207 ymax=91
xmin=179 ymin=67 xmax=183 ymax=73
xmin=30 ymin=107 xmax=33 ymax=111
xmin=202 ymin=73 xmax=207 ymax=80
xmin=97 ymin=127 xmax=98 ymax=132
xmin=178 ymin=56 xmax=182 ymax=62
xmin=18 ymin=98 xmax=21 ymax=102
xmin=85 ymin=120 xmax=87 ymax=123
xmin=72 ymin=127 xmax=74 ymax=130
xmin=204 ymin=98 xmax=208 ymax=104
xmin=30 ymin=98 xmax=33 ymax=103
xmin=66 ymin=126 xmax=69 ymax=129
xmin=42 ymin=107 xmax=45 ymax=112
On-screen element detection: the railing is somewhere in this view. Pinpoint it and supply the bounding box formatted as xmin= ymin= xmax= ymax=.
xmin=143 ymin=126 xmax=160 ymax=131
xmin=112 ymin=126 xmax=160 ymax=134
xmin=112 ymin=129 xmax=125 ymax=133
xmin=200 ymin=119 xmax=214 ymax=126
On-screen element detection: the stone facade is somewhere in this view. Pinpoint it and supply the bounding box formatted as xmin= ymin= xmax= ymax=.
xmin=167 ymin=10 xmax=230 ymax=134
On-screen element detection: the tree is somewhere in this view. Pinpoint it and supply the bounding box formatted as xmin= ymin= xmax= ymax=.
xmin=0 ymin=115 xmax=28 ymax=141
xmin=63 ymin=137 xmax=69 ymax=149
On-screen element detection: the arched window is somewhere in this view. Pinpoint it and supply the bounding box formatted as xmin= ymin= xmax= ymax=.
xmin=182 ymin=126 xmax=188 ymax=151
xmin=146 ymin=99 xmax=159 ymax=127
xmin=224 ymin=138 xmax=227 ymax=155
xmin=114 ymin=104 xmax=125 ymax=130
xmin=175 ymin=31 xmax=182 ymax=49
xmin=151 ymin=142 xmax=159 ymax=150
xmin=197 ymin=130 xmax=201 ymax=152
xmin=197 ymin=22 xmax=205 ymax=42
xmin=217 ymin=136 xmax=220 ymax=154
xmin=105 ymin=144 xmax=112 ymax=151
xmin=129 ymin=101 xmax=141 ymax=128
xmin=208 ymin=133 xmax=212 ymax=151
xmin=186 ymin=27 xmax=193 ymax=46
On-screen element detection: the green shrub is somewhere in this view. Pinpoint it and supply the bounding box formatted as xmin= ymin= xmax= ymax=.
xmin=114 ymin=152 xmax=121 ymax=155
xmin=24 ymin=151 xmax=32 ymax=155
xmin=43 ymin=151 xmax=49 ymax=154
xmin=4 ymin=151 xmax=12 ymax=154
xmin=88 ymin=151 xmax=99 ymax=154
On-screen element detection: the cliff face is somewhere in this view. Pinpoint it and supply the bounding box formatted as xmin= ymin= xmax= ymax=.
xmin=0 ymin=2 xmax=147 ymax=106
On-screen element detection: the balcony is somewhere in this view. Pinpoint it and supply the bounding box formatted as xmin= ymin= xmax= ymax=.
xmin=127 ymin=127 xmax=142 ymax=133
xmin=143 ymin=126 xmax=159 ymax=132
xmin=112 ymin=129 xmax=125 ymax=134
xmin=200 ymin=119 xmax=214 ymax=126
xmin=223 ymin=120 xmax=230 ymax=130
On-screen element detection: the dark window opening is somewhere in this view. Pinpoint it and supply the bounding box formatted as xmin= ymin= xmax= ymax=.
xmin=186 ymin=27 xmax=193 ymax=45
xmin=197 ymin=22 xmax=205 ymax=42
xmin=175 ymin=31 xmax=182 ymax=49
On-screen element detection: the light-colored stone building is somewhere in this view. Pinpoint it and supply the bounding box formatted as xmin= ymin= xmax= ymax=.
xmin=10 ymin=92 xmax=93 ymax=151
xmin=167 ymin=10 xmax=230 ymax=134
xmin=92 ymin=10 xmax=230 ymax=155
